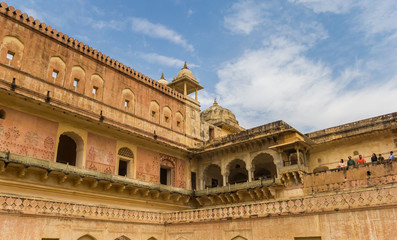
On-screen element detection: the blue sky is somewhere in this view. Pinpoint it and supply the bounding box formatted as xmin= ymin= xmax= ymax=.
xmin=6 ymin=0 xmax=397 ymax=132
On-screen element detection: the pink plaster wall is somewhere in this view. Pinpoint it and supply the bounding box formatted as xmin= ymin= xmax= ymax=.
xmin=86 ymin=132 xmax=117 ymax=174
xmin=0 ymin=105 xmax=58 ymax=161
xmin=136 ymin=147 xmax=186 ymax=188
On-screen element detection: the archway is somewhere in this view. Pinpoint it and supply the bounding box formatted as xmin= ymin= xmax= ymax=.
xmin=203 ymin=164 xmax=223 ymax=188
xmin=227 ymin=159 xmax=248 ymax=184
xmin=117 ymin=147 xmax=134 ymax=177
xmin=56 ymin=132 xmax=84 ymax=167
xmin=252 ymin=153 xmax=277 ymax=180
xmin=77 ymin=234 xmax=96 ymax=240
xmin=115 ymin=236 xmax=131 ymax=240
xmin=231 ymin=236 xmax=248 ymax=240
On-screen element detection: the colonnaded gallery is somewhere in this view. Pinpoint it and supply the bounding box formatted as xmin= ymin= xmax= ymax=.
xmin=0 ymin=2 xmax=396 ymax=240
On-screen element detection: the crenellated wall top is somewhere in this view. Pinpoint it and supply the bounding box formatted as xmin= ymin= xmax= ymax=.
xmin=0 ymin=2 xmax=185 ymax=101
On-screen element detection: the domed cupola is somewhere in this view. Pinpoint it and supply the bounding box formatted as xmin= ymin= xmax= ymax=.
xmin=201 ymin=98 xmax=244 ymax=133
xmin=168 ymin=62 xmax=204 ymax=100
xmin=157 ymin=73 xmax=169 ymax=85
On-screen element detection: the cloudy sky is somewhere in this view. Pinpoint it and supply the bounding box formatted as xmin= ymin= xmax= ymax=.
xmin=7 ymin=0 xmax=397 ymax=132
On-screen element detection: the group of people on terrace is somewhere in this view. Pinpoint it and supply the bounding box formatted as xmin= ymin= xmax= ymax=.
xmin=338 ymin=151 xmax=395 ymax=168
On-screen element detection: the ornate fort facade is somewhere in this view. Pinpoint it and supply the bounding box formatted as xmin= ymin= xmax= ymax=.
xmin=0 ymin=2 xmax=396 ymax=240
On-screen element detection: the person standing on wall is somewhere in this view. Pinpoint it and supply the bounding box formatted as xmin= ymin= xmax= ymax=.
xmin=371 ymin=153 xmax=378 ymax=163
xmin=357 ymin=155 xmax=366 ymax=165
xmin=389 ymin=151 xmax=395 ymax=160
xmin=347 ymin=156 xmax=355 ymax=167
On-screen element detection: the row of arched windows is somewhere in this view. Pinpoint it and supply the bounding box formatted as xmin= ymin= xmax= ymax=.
xmin=1 ymin=35 xmax=184 ymax=132
xmin=149 ymin=100 xmax=184 ymax=131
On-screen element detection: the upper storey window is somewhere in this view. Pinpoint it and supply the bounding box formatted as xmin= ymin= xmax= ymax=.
xmin=52 ymin=70 xmax=59 ymax=79
xmin=1 ymin=36 xmax=24 ymax=69
xmin=92 ymin=86 xmax=98 ymax=95
xmin=73 ymin=79 xmax=79 ymax=88
xmin=6 ymin=51 xmax=14 ymax=61
xmin=121 ymin=88 xmax=135 ymax=113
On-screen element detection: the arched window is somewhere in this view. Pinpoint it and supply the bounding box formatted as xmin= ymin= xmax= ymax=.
xmin=203 ymin=164 xmax=223 ymax=188
xmin=47 ymin=56 xmax=66 ymax=85
xmin=231 ymin=236 xmax=248 ymax=240
xmin=227 ymin=159 xmax=248 ymax=184
xmin=162 ymin=106 xmax=172 ymax=128
xmin=175 ymin=111 xmax=184 ymax=132
xmin=121 ymin=89 xmax=135 ymax=113
xmin=90 ymin=74 xmax=104 ymax=100
xmin=0 ymin=36 xmax=24 ymax=68
xmin=149 ymin=100 xmax=160 ymax=123
xmin=77 ymin=234 xmax=96 ymax=240
xmin=252 ymin=153 xmax=277 ymax=180
xmin=115 ymin=236 xmax=131 ymax=240
xmin=56 ymin=132 xmax=84 ymax=167
xmin=117 ymin=147 xmax=134 ymax=177
xmin=70 ymin=66 xmax=86 ymax=93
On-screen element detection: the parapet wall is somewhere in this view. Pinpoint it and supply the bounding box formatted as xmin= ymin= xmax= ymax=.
xmin=303 ymin=160 xmax=397 ymax=194
xmin=306 ymin=112 xmax=397 ymax=144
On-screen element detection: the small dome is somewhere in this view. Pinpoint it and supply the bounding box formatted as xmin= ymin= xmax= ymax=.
xmin=175 ymin=62 xmax=197 ymax=82
xmin=201 ymin=98 xmax=242 ymax=132
xmin=158 ymin=73 xmax=169 ymax=85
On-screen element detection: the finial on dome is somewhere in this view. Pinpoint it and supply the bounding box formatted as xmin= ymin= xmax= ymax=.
xmin=160 ymin=73 xmax=165 ymax=79
xmin=183 ymin=61 xmax=188 ymax=69
xmin=213 ymin=98 xmax=218 ymax=106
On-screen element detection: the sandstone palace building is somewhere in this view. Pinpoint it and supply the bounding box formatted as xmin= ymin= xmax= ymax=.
xmin=0 ymin=2 xmax=396 ymax=240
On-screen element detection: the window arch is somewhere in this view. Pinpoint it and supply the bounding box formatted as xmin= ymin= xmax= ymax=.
xmin=90 ymin=74 xmax=104 ymax=100
xmin=55 ymin=132 xmax=84 ymax=168
xmin=77 ymin=234 xmax=96 ymax=240
xmin=162 ymin=106 xmax=172 ymax=128
xmin=231 ymin=236 xmax=248 ymax=240
xmin=47 ymin=56 xmax=66 ymax=85
xmin=175 ymin=111 xmax=184 ymax=132
xmin=70 ymin=65 xmax=86 ymax=93
xmin=117 ymin=147 xmax=134 ymax=177
xmin=121 ymin=88 xmax=135 ymax=113
xmin=0 ymin=35 xmax=24 ymax=68
xmin=115 ymin=236 xmax=131 ymax=240
xmin=149 ymin=100 xmax=160 ymax=123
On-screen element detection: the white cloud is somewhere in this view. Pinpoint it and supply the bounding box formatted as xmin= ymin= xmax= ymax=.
xmin=224 ymin=0 xmax=267 ymax=35
xmin=187 ymin=9 xmax=194 ymax=17
xmin=215 ymin=37 xmax=397 ymax=131
xmin=130 ymin=18 xmax=194 ymax=51
xmin=289 ymin=0 xmax=356 ymax=14
xmin=138 ymin=52 xmax=199 ymax=68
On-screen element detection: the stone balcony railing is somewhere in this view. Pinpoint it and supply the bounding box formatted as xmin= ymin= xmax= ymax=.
xmin=303 ymin=159 xmax=397 ymax=194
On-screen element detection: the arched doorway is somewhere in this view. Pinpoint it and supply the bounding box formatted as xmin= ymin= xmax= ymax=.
xmin=117 ymin=147 xmax=134 ymax=177
xmin=231 ymin=236 xmax=248 ymax=240
xmin=77 ymin=234 xmax=96 ymax=240
xmin=203 ymin=164 xmax=223 ymax=188
xmin=252 ymin=153 xmax=277 ymax=180
xmin=227 ymin=159 xmax=248 ymax=184
xmin=115 ymin=236 xmax=131 ymax=240
xmin=56 ymin=132 xmax=84 ymax=167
